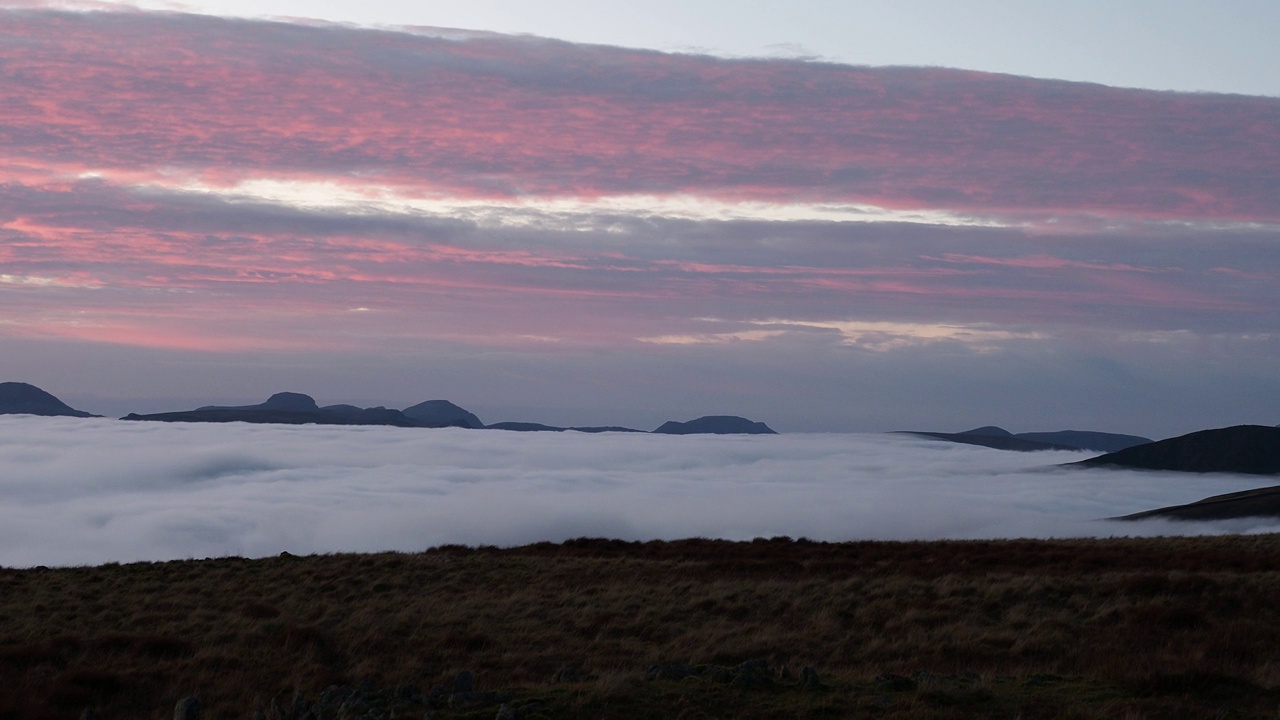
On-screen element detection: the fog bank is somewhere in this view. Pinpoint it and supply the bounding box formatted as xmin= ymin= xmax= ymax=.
xmin=1 ymin=417 xmax=1273 ymax=567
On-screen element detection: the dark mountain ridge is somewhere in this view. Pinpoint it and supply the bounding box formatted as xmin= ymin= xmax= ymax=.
xmin=402 ymin=400 xmax=484 ymax=429
xmin=1116 ymin=485 xmax=1280 ymax=522
xmin=1075 ymin=425 xmax=1280 ymax=475
xmin=484 ymin=421 xmax=646 ymax=433
xmin=900 ymin=426 xmax=1151 ymax=453
xmin=114 ymin=390 xmax=774 ymax=434
xmin=652 ymin=416 xmax=777 ymax=435
xmin=125 ymin=392 xmax=471 ymax=429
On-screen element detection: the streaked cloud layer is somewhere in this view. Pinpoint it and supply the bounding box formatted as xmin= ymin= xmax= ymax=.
xmin=4 ymin=10 xmax=1277 ymax=214
xmin=1 ymin=6 xmax=1278 ymax=434
xmin=4 ymin=417 xmax=1276 ymax=568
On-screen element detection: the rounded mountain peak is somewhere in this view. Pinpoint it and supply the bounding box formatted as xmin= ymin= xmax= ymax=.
xmin=0 ymin=381 xmax=94 ymax=417
xmin=259 ymin=392 xmax=319 ymax=412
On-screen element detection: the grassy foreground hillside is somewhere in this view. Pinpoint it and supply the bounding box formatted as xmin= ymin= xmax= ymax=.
xmin=5 ymin=535 xmax=1280 ymax=719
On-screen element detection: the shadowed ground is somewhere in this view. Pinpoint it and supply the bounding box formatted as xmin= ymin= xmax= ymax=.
xmin=5 ymin=536 xmax=1280 ymax=718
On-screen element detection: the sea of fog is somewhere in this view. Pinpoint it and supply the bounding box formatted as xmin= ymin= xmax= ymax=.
xmin=1 ymin=416 xmax=1276 ymax=567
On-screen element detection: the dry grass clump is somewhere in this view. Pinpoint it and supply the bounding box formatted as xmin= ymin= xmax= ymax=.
xmin=3 ymin=535 xmax=1280 ymax=718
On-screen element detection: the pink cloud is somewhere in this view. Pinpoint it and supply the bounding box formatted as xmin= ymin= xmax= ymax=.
xmin=926 ymin=253 xmax=1161 ymax=273
xmin=1 ymin=9 xmax=1277 ymax=359
xmin=0 ymin=8 xmax=1276 ymax=222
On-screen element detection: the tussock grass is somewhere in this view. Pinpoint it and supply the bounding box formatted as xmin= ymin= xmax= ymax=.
xmin=3 ymin=535 xmax=1280 ymax=718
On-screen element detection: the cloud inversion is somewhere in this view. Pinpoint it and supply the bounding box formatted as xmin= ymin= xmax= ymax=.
xmin=2 ymin=417 xmax=1274 ymax=568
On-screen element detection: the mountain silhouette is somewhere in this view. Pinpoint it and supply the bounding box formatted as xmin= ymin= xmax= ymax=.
xmin=484 ymin=421 xmax=644 ymax=433
xmin=652 ymin=416 xmax=776 ymax=435
xmin=901 ymin=426 xmax=1151 ymax=452
xmin=486 ymin=421 xmax=566 ymax=432
xmin=1116 ymin=485 xmax=1280 ymax=522
xmin=0 ymin=382 xmax=95 ymax=418
xmin=1015 ymin=430 xmax=1152 ymax=453
xmin=197 ymin=392 xmax=319 ymax=413
xmin=403 ymin=400 xmax=484 ymax=429
xmin=1075 ymin=425 xmax=1280 ymax=475
xmin=127 ymin=392 xmax=430 ymax=427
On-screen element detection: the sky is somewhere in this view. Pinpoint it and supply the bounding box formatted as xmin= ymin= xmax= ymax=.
xmin=5 ymin=417 xmax=1277 ymax=568
xmin=1 ymin=1 xmax=1278 ymax=436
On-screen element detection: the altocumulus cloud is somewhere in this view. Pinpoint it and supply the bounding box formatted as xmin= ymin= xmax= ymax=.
xmin=1 ymin=417 xmax=1274 ymax=567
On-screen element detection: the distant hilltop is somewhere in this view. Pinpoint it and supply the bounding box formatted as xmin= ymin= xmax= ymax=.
xmin=653 ymin=416 xmax=777 ymax=435
xmin=100 ymin=388 xmax=774 ymax=435
xmin=0 ymin=382 xmax=96 ymax=418
xmin=0 ymin=380 xmax=776 ymax=435
xmin=1090 ymin=425 xmax=1280 ymax=522
xmin=900 ymin=425 xmax=1151 ymax=453
xmin=1077 ymin=425 xmax=1280 ymax=476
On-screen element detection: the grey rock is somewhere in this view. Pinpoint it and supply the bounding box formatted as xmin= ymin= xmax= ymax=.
xmin=552 ymin=666 xmax=581 ymax=683
xmin=644 ymin=664 xmax=700 ymax=681
xmin=454 ymin=670 xmax=474 ymax=694
xmin=288 ymin=692 xmax=310 ymax=720
xmin=731 ymin=658 xmax=774 ymax=689
xmin=393 ymin=684 xmax=421 ymax=701
xmin=447 ymin=691 xmax=501 ymax=710
xmin=876 ymin=674 xmax=917 ymax=692
xmin=800 ymin=666 xmax=824 ymax=691
xmin=707 ymin=666 xmax=734 ymax=684
xmin=174 ymin=696 xmax=200 ymax=720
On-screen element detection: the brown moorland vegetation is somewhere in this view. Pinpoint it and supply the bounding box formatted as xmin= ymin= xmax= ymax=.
xmin=4 ymin=535 xmax=1280 ymax=719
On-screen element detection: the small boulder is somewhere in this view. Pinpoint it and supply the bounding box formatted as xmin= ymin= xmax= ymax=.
xmin=454 ymin=670 xmax=474 ymax=694
xmin=876 ymin=674 xmax=917 ymax=692
xmin=800 ymin=666 xmax=825 ymax=691
xmin=174 ymin=697 xmax=200 ymax=720
xmin=552 ymin=666 xmax=582 ymax=684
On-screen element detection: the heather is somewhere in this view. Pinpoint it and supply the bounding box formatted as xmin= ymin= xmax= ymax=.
xmin=4 ymin=535 xmax=1280 ymax=718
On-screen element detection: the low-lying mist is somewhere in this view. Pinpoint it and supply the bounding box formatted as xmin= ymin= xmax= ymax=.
xmin=1 ymin=417 xmax=1273 ymax=567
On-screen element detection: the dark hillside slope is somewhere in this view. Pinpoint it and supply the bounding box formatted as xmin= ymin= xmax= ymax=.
xmin=902 ymin=431 xmax=1075 ymax=452
xmin=0 ymin=381 xmax=95 ymax=417
xmin=1076 ymin=425 xmax=1280 ymax=475
xmin=1117 ymin=485 xmax=1280 ymax=521
xmin=902 ymin=426 xmax=1150 ymax=452
xmin=1017 ymin=430 xmax=1151 ymax=453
